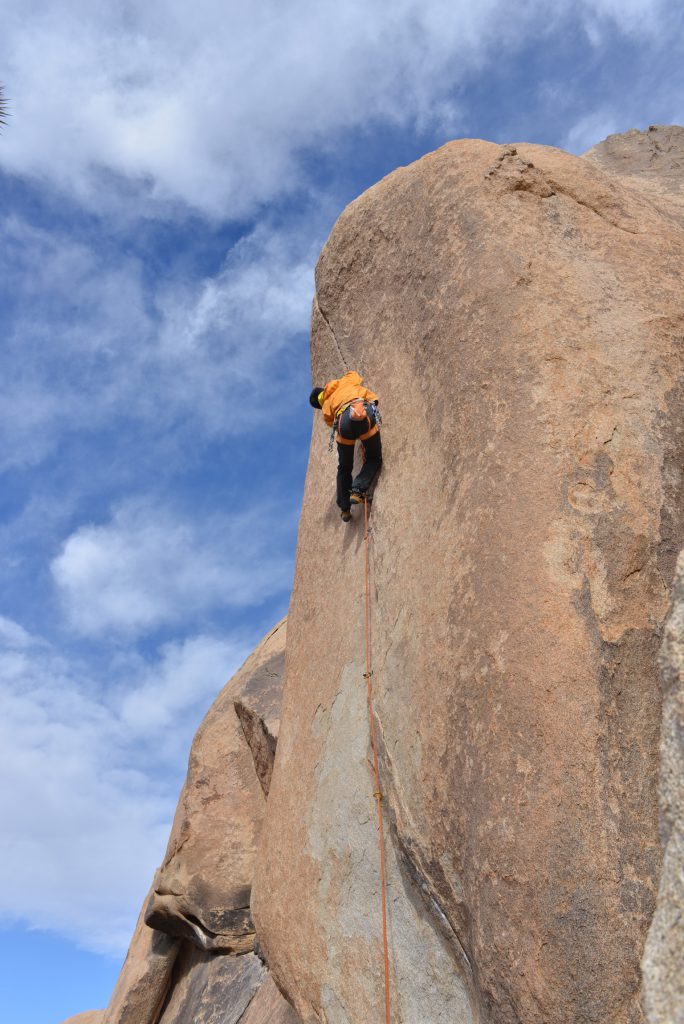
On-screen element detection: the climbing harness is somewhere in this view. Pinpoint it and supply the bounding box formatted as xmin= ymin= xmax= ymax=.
xmin=362 ymin=496 xmax=391 ymax=1024
xmin=328 ymin=400 xmax=380 ymax=452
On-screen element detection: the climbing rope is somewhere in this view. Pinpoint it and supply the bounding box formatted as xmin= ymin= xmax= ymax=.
xmin=362 ymin=496 xmax=391 ymax=1024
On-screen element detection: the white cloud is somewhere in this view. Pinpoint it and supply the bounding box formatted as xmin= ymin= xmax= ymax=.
xmin=51 ymin=499 xmax=293 ymax=637
xmin=1 ymin=2 xmax=678 ymax=473
xmin=119 ymin=635 xmax=241 ymax=733
xmin=0 ymin=617 xmax=247 ymax=954
xmin=0 ymin=213 xmax=315 ymax=471
xmin=0 ymin=0 xmax=672 ymax=217
xmin=152 ymin=223 xmax=316 ymax=432
xmin=0 ymin=615 xmax=33 ymax=647
xmin=563 ymin=109 xmax=623 ymax=154
xmin=581 ymin=0 xmax=671 ymax=40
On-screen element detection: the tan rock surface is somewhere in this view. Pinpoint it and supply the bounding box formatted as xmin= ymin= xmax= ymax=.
xmin=642 ymin=550 xmax=684 ymax=1023
xmin=584 ymin=124 xmax=684 ymax=222
xmin=147 ymin=618 xmax=286 ymax=951
xmin=63 ymin=1014 xmax=105 ymax=1024
xmin=239 ymin=974 xmax=301 ymax=1024
xmin=254 ymin=131 xmax=684 ymax=1023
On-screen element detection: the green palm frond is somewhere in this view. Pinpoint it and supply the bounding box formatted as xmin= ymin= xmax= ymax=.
xmin=0 ymin=85 xmax=9 ymax=127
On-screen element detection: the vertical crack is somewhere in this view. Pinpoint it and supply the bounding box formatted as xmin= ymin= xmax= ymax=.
xmin=314 ymin=295 xmax=350 ymax=373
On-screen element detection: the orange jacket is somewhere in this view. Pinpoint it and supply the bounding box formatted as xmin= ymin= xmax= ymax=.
xmin=320 ymin=371 xmax=379 ymax=427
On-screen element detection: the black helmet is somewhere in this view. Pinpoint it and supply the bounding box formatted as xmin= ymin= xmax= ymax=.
xmin=309 ymin=387 xmax=323 ymax=409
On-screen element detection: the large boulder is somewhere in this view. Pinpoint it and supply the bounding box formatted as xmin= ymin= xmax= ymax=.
xmin=92 ymin=619 xmax=298 ymax=1024
xmin=253 ymin=128 xmax=684 ymax=1024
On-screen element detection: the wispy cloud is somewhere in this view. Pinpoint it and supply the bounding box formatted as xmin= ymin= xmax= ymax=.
xmin=51 ymin=499 xmax=293 ymax=636
xmin=0 ymin=213 xmax=315 ymax=471
xmin=0 ymin=1 xmax=673 ymax=217
xmin=564 ymin=109 xmax=624 ymax=153
xmin=153 ymin=223 xmax=317 ymax=434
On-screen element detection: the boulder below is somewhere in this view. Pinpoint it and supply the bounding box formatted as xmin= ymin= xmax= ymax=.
xmin=77 ymin=619 xmax=299 ymax=1024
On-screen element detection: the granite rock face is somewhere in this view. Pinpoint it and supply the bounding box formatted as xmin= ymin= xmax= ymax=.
xmin=585 ymin=124 xmax=684 ymax=222
xmin=155 ymin=947 xmax=265 ymax=1024
xmin=239 ymin=974 xmax=301 ymax=1024
xmin=642 ymin=551 xmax=684 ymax=1023
xmin=253 ymin=127 xmax=684 ymax=1024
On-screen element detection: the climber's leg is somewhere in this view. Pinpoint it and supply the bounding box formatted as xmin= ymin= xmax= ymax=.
xmin=352 ymin=432 xmax=382 ymax=495
xmin=336 ymin=442 xmax=355 ymax=511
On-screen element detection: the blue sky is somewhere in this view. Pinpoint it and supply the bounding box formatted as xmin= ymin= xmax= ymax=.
xmin=0 ymin=2 xmax=683 ymax=1021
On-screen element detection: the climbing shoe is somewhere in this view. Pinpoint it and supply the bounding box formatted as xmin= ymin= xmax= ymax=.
xmin=350 ymin=491 xmax=365 ymax=505
xmin=340 ymin=509 xmax=352 ymax=522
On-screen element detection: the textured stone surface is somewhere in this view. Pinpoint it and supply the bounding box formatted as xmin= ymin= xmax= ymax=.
xmin=63 ymin=1014 xmax=105 ymax=1024
xmin=585 ymin=125 xmax=684 ymax=222
xmin=157 ymin=948 xmax=265 ymax=1024
xmin=254 ymin=130 xmax=684 ymax=1024
xmin=239 ymin=974 xmax=300 ymax=1024
xmin=148 ymin=619 xmax=286 ymax=952
xmin=642 ymin=550 xmax=684 ymax=1023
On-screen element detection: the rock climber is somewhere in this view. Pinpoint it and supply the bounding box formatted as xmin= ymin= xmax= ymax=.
xmin=309 ymin=371 xmax=382 ymax=522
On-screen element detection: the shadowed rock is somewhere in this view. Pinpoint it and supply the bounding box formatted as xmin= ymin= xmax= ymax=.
xmin=156 ymin=947 xmax=265 ymax=1024
xmin=234 ymin=698 xmax=278 ymax=797
xmin=239 ymin=974 xmax=301 ymax=1024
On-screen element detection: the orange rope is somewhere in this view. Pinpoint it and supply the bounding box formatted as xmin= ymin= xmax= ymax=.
xmin=363 ymin=496 xmax=391 ymax=1024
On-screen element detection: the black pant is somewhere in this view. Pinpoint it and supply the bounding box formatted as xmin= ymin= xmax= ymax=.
xmin=336 ymin=407 xmax=382 ymax=511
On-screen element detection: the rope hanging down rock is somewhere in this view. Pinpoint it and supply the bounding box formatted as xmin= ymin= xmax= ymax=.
xmin=362 ymin=496 xmax=391 ymax=1024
